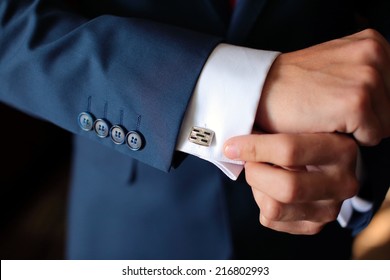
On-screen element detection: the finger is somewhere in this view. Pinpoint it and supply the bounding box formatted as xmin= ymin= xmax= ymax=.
xmin=333 ymin=29 xmax=390 ymax=104
xmin=352 ymin=29 xmax=390 ymax=61
xmin=348 ymin=29 xmax=390 ymax=99
xmin=353 ymin=110 xmax=384 ymax=146
xmin=340 ymin=63 xmax=388 ymax=145
xmin=259 ymin=213 xmax=325 ymax=235
xmin=224 ymin=133 xmax=353 ymax=166
xmin=245 ymin=162 xmax=358 ymax=203
xmin=252 ymin=188 xmax=342 ymax=223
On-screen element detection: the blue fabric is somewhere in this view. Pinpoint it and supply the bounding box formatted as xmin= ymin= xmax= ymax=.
xmin=0 ymin=0 xmax=389 ymax=259
xmin=0 ymin=0 xmax=221 ymax=172
xmin=68 ymin=136 xmax=232 ymax=259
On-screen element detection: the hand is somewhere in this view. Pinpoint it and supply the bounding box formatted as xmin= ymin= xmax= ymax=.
xmin=257 ymin=29 xmax=390 ymax=146
xmin=224 ymin=133 xmax=359 ymax=234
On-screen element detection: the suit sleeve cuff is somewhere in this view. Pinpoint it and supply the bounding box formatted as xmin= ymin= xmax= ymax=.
xmin=176 ymin=43 xmax=280 ymax=180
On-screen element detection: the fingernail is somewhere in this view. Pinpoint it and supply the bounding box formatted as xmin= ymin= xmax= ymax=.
xmin=224 ymin=144 xmax=240 ymax=159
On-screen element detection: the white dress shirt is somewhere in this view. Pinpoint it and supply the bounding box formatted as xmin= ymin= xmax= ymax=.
xmin=176 ymin=43 xmax=279 ymax=180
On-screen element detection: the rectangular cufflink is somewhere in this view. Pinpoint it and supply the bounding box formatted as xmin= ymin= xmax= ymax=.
xmin=188 ymin=126 xmax=215 ymax=147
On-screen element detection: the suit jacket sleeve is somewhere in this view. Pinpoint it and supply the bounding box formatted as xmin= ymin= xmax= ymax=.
xmin=0 ymin=0 xmax=221 ymax=172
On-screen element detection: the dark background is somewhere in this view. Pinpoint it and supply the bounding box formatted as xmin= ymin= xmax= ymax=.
xmin=0 ymin=103 xmax=71 ymax=259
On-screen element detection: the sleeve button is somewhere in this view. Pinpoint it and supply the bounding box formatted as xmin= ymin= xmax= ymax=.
xmin=78 ymin=112 xmax=94 ymax=131
xmin=126 ymin=131 xmax=143 ymax=151
xmin=93 ymin=119 xmax=110 ymax=138
xmin=110 ymin=125 xmax=126 ymax=145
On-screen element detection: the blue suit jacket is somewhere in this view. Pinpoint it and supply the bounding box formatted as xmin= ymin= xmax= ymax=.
xmin=0 ymin=0 xmax=389 ymax=259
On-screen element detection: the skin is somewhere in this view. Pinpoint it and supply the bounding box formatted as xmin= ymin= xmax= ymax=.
xmin=257 ymin=29 xmax=390 ymax=145
xmin=225 ymin=133 xmax=358 ymax=234
xmin=224 ymin=29 xmax=390 ymax=234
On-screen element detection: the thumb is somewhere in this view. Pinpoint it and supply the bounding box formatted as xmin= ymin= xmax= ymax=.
xmin=224 ymin=134 xmax=271 ymax=162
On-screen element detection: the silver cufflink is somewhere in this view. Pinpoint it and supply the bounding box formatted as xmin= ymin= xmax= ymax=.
xmin=188 ymin=126 xmax=215 ymax=147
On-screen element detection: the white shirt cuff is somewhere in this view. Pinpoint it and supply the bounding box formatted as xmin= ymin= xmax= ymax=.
xmin=176 ymin=43 xmax=280 ymax=180
xmin=337 ymin=150 xmax=373 ymax=227
xmin=337 ymin=196 xmax=373 ymax=227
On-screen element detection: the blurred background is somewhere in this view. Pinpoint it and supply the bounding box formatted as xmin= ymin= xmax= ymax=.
xmin=0 ymin=103 xmax=389 ymax=260
xmin=0 ymin=103 xmax=71 ymax=259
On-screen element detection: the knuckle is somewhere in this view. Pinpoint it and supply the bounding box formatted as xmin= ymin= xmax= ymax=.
xmin=332 ymin=168 xmax=359 ymax=200
xmin=246 ymin=141 xmax=259 ymax=161
xmin=333 ymin=157 xmax=359 ymax=199
xmin=340 ymin=136 xmax=358 ymax=162
xmin=344 ymin=176 xmax=359 ymax=199
xmin=303 ymin=224 xmax=324 ymax=235
xmin=358 ymin=65 xmax=382 ymax=91
xmin=278 ymin=136 xmax=299 ymax=166
xmin=348 ymin=85 xmax=370 ymax=112
xmin=345 ymin=69 xmax=384 ymax=145
xmin=356 ymin=37 xmax=385 ymax=64
xmin=244 ymin=164 xmax=256 ymax=187
xmin=361 ymin=28 xmax=380 ymax=38
xmin=336 ymin=170 xmax=359 ymax=200
xmin=260 ymin=199 xmax=282 ymax=221
xmin=280 ymin=174 xmax=300 ymax=203
xmin=245 ymin=162 xmax=259 ymax=188
xmin=368 ymin=135 xmax=382 ymax=146
xmin=345 ymin=87 xmax=370 ymax=129
xmin=324 ymin=203 xmax=341 ymax=222
xmin=259 ymin=214 xmax=272 ymax=228
xmin=362 ymin=37 xmax=382 ymax=53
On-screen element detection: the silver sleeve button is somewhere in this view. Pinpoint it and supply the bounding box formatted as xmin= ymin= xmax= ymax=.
xmin=110 ymin=125 xmax=126 ymax=145
xmin=78 ymin=112 xmax=94 ymax=131
xmin=126 ymin=131 xmax=143 ymax=151
xmin=93 ymin=119 xmax=110 ymax=138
